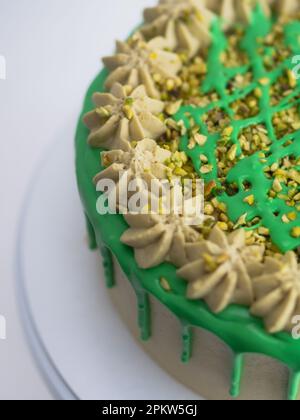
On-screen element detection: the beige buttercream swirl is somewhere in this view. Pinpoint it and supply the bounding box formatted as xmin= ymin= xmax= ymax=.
xmin=83 ymin=83 xmax=166 ymax=150
xmin=250 ymin=251 xmax=300 ymax=334
xmin=140 ymin=0 xmax=214 ymax=59
xmin=275 ymin=0 xmax=300 ymax=16
xmin=102 ymin=38 xmax=182 ymax=99
xmin=121 ymin=212 xmax=202 ymax=269
xmin=94 ymin=138 xmax=171 ymax=211
xmin=205 ymin=0 xmax=298 ymax=29
xmin=177 ymin=226 xmax=265 ymax=313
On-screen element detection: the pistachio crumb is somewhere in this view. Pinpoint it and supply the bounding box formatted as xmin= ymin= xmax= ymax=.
xmin=243 ymin=195 xmax=255 ymax=206
xmin=160 ymin=277 xmax=171 ymax=292
xmin=291 ymin=227 xmax=300 ymax=238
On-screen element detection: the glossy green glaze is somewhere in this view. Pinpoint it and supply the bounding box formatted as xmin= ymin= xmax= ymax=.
xmin=230 ymin=354 xmax=244 ymax=398
xmin=75 ymin=8 xmax=300 ymax=400
xmin=181 ymin=323 xmax=193 ymax=364
xmin=85 ymin=213 xmax=97 ymax=250
xmin=289 ymin=372 xmax=300 ymax=401
xmin=100 ymin=244 xmax=115 ymax=289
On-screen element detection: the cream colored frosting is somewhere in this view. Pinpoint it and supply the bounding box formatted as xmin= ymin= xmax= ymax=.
xmin=177 ymin=226 xmax=265 ymax=313
xmin=206 ymin=0 xmax=299 ymax=29
xmin=141 ymin=0 xmax=214 ymax=59
xmin=211 ymin=0 xmax=271 ymax=29
xmin=94 ymin=138 xmax=171 ymax=210
xmin=103 ymin=39 xmax=182 ymax=99
xmin=83 ymin=83 xmax=166 ymax=150
xmin=250 ymin=252 xmax=300 ymax=334
xmin=276 ymin=0 xmax=300 ymax=16
xmin=121 ymin=213 xmax=201 ymax=269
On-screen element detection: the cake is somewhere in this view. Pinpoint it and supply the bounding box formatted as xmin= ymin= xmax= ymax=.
xmin=75 ymin=0 xmax=300 ymax=400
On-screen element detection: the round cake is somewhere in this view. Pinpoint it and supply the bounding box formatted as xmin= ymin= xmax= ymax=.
xmin=76 ymin=0 xmax=300 ymax=400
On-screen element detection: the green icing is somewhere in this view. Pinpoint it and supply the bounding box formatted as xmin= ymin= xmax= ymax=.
xmin=289 ymin=372 xmax=300 ymax=401
xmin=75 ymin=7 xmax=300 ymax=400
xmin=230 ymin=354 xmax=244 ymax=398
xmin=175 ymin=6 xmax=300 ymax=253
xmin=85 ymin=213 xmax=97 ymax=250
xmin=132 ymin=274 xmax=152 ymax=341
xmin=181 ymin=323 xmax=193 ymax=364
xmin=100 ymin=244 xmax=115 ymax=289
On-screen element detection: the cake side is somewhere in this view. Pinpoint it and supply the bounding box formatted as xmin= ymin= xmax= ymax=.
xmin=109 ymin=256 xmax=291 ymax=400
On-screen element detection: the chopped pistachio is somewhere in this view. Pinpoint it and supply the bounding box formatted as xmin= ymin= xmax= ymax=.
xmin=188 ymin=137 xmax=196 ymax=150
xmin=282 ymin=214 xmax=290 ymax=224
xmin=174 ymin=167 xmax=188 ymax=177
xmin=194 ymin=133 xmax=208 ymax=146
xmin=217 ymin=221 xmax=228 ymax=231
xmin=273 ymin=178 xmax=282 ymax=193
xmin=243 ymin=195 xmax=255 ymax=206
xmin=123 ymin=104 xmax=134 ymax=120
xmin=200 ymin=154 xmax=208 ymax=163
xmin=287 ymin=69 xmax=297 ymax=88
xmin=222 ymin=126 xmax=234 ymax=137
xmin=258 ymin=227 xmax=270 ymax=236
xmin=291 ymin=227 xmax=300 ymax=238
xmin=218 ymin=202 xmax=227 ymax=213
xmin=287 ymin=212 xmax=297 ymax=221
xmin=234 ymin=213 xmax=248 ymax=229
xmin=160 ymin=277 xmax=171 ymax=292
xmin=166 ymin=79 xmax=175 ymax=91
xmin=165 ymin=100 xmax=182 ymax=116
xmin=124 ymin=97 xmax=134 ymax=106
xmin=227 ymin=144 xmax=237 ymax=161
xmin=200 ymin=164 xmax=213 ymax=174
xmin=96 ymin=107 xmax=111 ymax=118
xmin=204 ymin=203 xmax=214 ymax=215
xmin=259 ymin=77 xmax=270 ymax=86
xmin=204 ymin=180 xmax=216 ymax=197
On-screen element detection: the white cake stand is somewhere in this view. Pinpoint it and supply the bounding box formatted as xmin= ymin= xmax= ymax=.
xmin=15 ymin=138 xmax=199 ymax=400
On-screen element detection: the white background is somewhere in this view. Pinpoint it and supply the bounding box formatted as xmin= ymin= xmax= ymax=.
xmin=0 ymin=0 xmax=156 ymax=400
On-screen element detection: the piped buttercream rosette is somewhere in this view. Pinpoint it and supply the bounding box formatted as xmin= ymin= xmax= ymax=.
xmin=83 ymin=83 xmax=166 ymax=150
xmin=205 ymin=0 xmax=298 ymax=29
xmin=250 ymin=251 xmax=300 ymax=334
xmin=177 ymin=226 xmax=265 ymax=313
xmin=275 ymin=0 xmax=299 ymax=16
xmin=103 ymin=39 xmax=182 ymax=99
xmin=218 ymin=0 xmax=271 ymax=28
xmin=93 ymin=138 xmax=171 ymax=213
xmin=140 ymin=0 xmax=214 ymax=59
xmin=121 ymin=212 xmax=203 ymax=269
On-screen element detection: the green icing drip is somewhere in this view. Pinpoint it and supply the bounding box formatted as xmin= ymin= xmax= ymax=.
xmin=100 ymin=244 xmax=115 ymax=289
xmin=75 ymin=8 xmax=300 ymax=399
xmin=230 ymin=354 xmax=244 ymax=398
xmin=288 ymin=372 xmax=300 ymax=401
xmin=85 ymin=213 xmax=97 ymax=250
xmin=136 ymin=290 xmax=151 ymax=342
xmin=138 ymin=292 xmax=151 ymax=342
xmin=175 ymin=6 xmax=300 ymax=253
xmin=181 ymin=323 xmax=193 ymax=364
xmin=131 ymin=274 xmax=152 ymax=341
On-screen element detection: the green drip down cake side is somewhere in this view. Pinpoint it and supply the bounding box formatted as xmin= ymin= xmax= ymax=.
xmin=75 ymin=0 xmax=300 ymax=400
